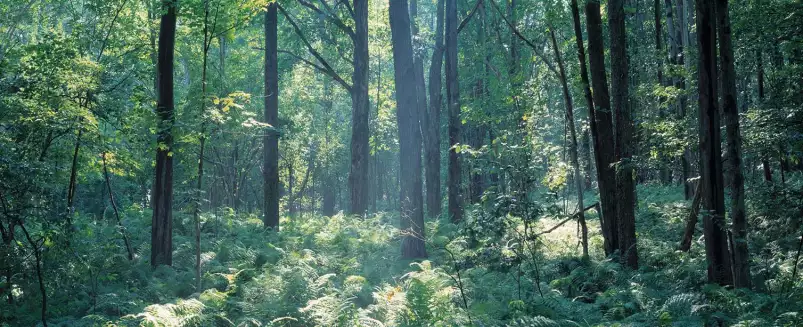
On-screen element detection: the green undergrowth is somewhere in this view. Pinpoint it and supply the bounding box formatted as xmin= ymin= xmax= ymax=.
xmin=6 ymin=186 xmax=802 ymax=327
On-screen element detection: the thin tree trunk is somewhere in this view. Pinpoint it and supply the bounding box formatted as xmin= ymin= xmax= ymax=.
xmin=19 ymin=222 xmax=47 ymax=326
xmin=102 ymin=152 xmax=134 ymax=261
xmin=66 ymin=128 xmax=82 ymax=228
xmin=426 ymin=0 xmax=445 ymax=217
xmin=550 ymin=27 xmax=588 ymax=258
xmin=264 ymin=2 xmax=280 ymax=228
xmin=446 ymin=0 xmax=462 ymax=222
xmin=390 ymin=0 xmax=427 ymax=258
xmin=151 ymin=0 xmax=177 ymax=267
xmin=697 ymin=0 xmax=733 ymax=285
xmin=716 ymin=0 xmax=750 ymax=289
xmin=586 ymin=0 xmax=619 ymax=256
xmin=656 ymin=0 xmax=673 ymax=184
xmin=410 ymin=0 xmax=435 ymax=219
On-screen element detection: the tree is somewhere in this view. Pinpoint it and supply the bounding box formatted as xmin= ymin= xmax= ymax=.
xmin=425 ymin=0 xmax=445 ymax=217
xmin=716 ymin=0 xmax=749 ymax=288
xmin=549 ymin=26 xmax=588 ymax=258
xmin=585 ymin=0 xmax=619 ymax=256
xmin=609 ymin=0 xmax=638 ymax=269
xmin=264 ymin=1 xmax=280 ymax=229
xmin=696 ymin=0 xmax=733 ymax=286
xmin=277 ymin=1 xmax=370 ymax=216
xmin=151 ymin=0 xmax=177 ymax=268
xmin=350 ymin=0 xmax=370 ymax=216
xmin=445 ymin=0 xmax=462 ymax=222
xmin=410 ymin=0 xmax=437 ymax=218
xmin=389 ymin=0 xmax=427 ymax=259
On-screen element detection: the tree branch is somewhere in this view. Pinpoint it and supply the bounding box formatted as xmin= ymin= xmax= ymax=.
xmin=277 ymin=3 xmax=353 ymax=93
xmin=487 ymin=0 xmax=558 ymax=76
xmin=457 ymin=0 xmax=483 ymax=34
xmin=298 ymin=0 xmax=355 ymax=40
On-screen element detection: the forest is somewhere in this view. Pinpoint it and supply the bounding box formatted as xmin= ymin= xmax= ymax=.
xmin=0 ymin=0 xmax=801 ymax=325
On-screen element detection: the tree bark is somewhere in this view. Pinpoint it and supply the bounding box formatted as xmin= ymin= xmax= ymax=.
xmin=389 ymin=0 xmax=427 ymax=258
xmin=264 ymin=2 xmax=280 ymax=229
xmin=426 ymin=0 xmax=445 ymax=217
xmin=585 ymin=0 xmax=619 ymax=257
xmin=151 ymin=0 xmax=177 ymax=267
xmin=349 ymin=0 xmax=370 ymax=216
xmin=609 ymin=0 xmax=638 ymax=269
xmin=716 ymin=0 xmax=750 ymax=288
xmin=550 ymin=27 xmax=588 ymax=258
xmin=696 ymin=0 xmax=733 ymax=285
xmin=446 ymin=0 xmax=462 ymax=222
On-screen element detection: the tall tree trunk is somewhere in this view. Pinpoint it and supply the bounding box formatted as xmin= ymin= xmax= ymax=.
xmin=389 ymin=0 xmax=427 ymax=258
xmin=609 ymin=0 xmax=638 ymax=269
xmin=426 ymin=0 xmax=445 ymax=217
xmin=586 ymin=0 xmax=619 ymax=256
xmin=550 ymin=28 xmax=588 ymax=258
xmin=671 ymin=0 xmax=692 ymax=199
xmin=349 ymin=0 xmax=370 ymax=216
xmin=151 ymin=0 xmax=177 ymax=268
xmin=264 ymin=2 xmax=280 ymax=229
xmin=696 ymin=0 xmax=733 ymax=286
xmin=716 ymin=0 xmax=750 ymax=289
xmin=446 ymin=0 xmax=462 ymax=222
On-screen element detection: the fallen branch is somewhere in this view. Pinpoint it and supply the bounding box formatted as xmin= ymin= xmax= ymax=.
xmin=679 ymin=181 xmax=702 ymax=252
xmin=536 ymin=202 xmax=598 ymax=237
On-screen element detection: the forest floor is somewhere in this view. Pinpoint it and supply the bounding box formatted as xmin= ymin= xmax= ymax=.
xmin=28 ymin=185 xmax=803 ymax=326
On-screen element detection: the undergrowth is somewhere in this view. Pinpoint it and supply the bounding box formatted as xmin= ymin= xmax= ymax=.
xmin=2 ymin=186 xmax=802 ymax=327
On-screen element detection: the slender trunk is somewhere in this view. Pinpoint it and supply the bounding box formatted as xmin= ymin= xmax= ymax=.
xmin=550 ymin=28 xmax=588 ymax=258
xmin=66 ymin=128 xmax=82 ymax=228
xmin=390 ymin=0 xmax=427 ymax=258
xmin=586 ymin=0 xmax=619 ymax=256
xmin=446 ymin=0 xmax=462 ymax=222
xmin=426 ymin=0 xmax=445 ymax=217
xmin=697 ymin=0 xmax=733 ymax=285
xmin=756 ymin=49 xmax=774 ymax=184
xmin=716 ymin=0 xmax=750 ymax=289
xmin=656 ymin=0 xmax=673 ymax=184
xmin=349 ymin=0 xmax=370 ymax=216
xmin=151 ymin=0 xmax=177 ymax=267
xmin=264 ymin=2 xmax=280 ymax=228
xmin=410 ymin=0 xmax=434 ymax=219
xmin=193 ymin=0 xmax=211 ymax=289
xmin=19 ymin=223 xmax=46 ymax=326
xmin=102 ymin=152 xmax=134 ymax=261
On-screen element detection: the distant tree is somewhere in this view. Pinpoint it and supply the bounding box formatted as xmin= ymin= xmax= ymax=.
xmin=445 ymin=0 xmax=462 ymax=222
xmin=425 ymin=0 xmax=445 ymax=217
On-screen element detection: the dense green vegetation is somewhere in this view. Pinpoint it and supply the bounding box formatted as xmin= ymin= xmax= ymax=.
xmin=1 ymin=0 xmax=802 ymax=326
